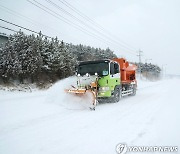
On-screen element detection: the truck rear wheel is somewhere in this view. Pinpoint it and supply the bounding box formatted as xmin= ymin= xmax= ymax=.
xmin=131 ymin=85 xmax=136 ymax=96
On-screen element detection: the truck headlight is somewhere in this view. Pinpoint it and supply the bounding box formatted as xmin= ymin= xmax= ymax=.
xmin=99 ymin=87 xmax=109 ymax=91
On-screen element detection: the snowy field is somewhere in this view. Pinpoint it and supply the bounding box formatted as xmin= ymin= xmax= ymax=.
xmin=0 ymin=77 xmax=180 ymax=154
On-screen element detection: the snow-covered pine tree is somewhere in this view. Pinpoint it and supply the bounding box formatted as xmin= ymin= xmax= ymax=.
xmin=61 ymin=41 xmax=77 ymax=77
xmin=0 ymin=32 xmax=22 ymax=82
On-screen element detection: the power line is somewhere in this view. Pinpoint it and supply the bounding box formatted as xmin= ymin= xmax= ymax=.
xmin=0 ymin=3 xmax=76 ymax=43
xmin=1 ymin=0 xmax=138 ymax=56
xmin=33 ymin=0 xmax=129 ymax=48
xmin=0 ymin=4 xmax=63 ymax=37
xmin=0 ymin=25 xmax=18 ymax=33
xmin=27 ymin=0 xmax=125 ymax=49
xmin=59 ymin=0 xmax=138 ymax=52
xmin=0 ymin=25 xmax=77 ymax=49
xmin=28 ymin=0 xmax=136 ymax=55
xmin=46 ymin=0 xmax=137 ymax=55
xmin=0 ymin=18 xmax=52 ymax=38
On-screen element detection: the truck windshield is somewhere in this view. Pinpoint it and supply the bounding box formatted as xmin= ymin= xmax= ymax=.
xmin=78 ymin=62 xmax=109 ymax=76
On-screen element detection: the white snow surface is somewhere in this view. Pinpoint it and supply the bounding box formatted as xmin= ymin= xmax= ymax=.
xmin=0 ymin=77 xmax=180 ymax=154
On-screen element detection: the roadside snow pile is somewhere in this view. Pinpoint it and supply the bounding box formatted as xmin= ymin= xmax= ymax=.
xmin=46 ymin=76 xmax=93 ymax=110
xmin=0 ymin=84 xmax=37 ymax=92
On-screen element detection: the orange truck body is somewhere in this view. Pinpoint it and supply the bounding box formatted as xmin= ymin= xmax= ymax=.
xmin=113 ymin=58 xmax=137 ymax=84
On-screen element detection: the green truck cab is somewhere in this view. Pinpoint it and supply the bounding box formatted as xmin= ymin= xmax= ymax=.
xmin=76 ymin=59 xmax=123 ymax=102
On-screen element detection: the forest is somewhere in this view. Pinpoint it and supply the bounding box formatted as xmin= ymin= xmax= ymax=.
xmin=0 ymin=31 xmax=116 ymax=87
xmin=0 ymin=31 xmax=161 ymax=88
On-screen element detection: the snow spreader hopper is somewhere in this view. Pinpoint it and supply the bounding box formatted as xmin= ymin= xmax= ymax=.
xmin=65 ymin=58 xmax=137 ymax=110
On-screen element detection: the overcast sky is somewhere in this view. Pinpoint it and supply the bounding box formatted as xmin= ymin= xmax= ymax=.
xmin=0 ymin=0 xmax=180 ymax=75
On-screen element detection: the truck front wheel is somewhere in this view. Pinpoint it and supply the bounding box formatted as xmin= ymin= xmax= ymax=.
xmin=113 ymin=87 xmax=122 ymax=103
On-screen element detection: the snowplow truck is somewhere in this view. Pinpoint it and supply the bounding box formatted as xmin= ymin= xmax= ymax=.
xmin=65 ymin=58 xmax=137 ymax=110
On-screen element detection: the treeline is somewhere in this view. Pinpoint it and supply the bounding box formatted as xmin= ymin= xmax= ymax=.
xmin=135 ymin=62 xmax=161 ymax=80
xmin=67 ymin=43 xmax=117 ymax=61
xmin=0 ymin=31 xmax=116 ymax=87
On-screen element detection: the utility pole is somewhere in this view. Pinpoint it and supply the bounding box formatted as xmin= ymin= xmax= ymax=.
xmin=137 ymin=50 xmax=143 ymax=64
xmin=137 ymin=50 xmax=143 ymax=78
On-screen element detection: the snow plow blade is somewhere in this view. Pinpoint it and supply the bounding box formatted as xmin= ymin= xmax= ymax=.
xmin=64 ymin=88 xmax=86 ymax=94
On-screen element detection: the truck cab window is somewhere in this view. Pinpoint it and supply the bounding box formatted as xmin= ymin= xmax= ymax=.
xmin=110 ymin=62 xmax=114 ymax=74
xmin=114 ymin=63 xmax=119 ymax=74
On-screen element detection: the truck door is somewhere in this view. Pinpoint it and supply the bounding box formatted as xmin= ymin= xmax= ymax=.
xmin=110 ymin=62 xmax=120 ymax=90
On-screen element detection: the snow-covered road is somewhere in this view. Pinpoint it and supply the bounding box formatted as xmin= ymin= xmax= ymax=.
xmin=0 ymin=77 xmax=180 ymax=154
